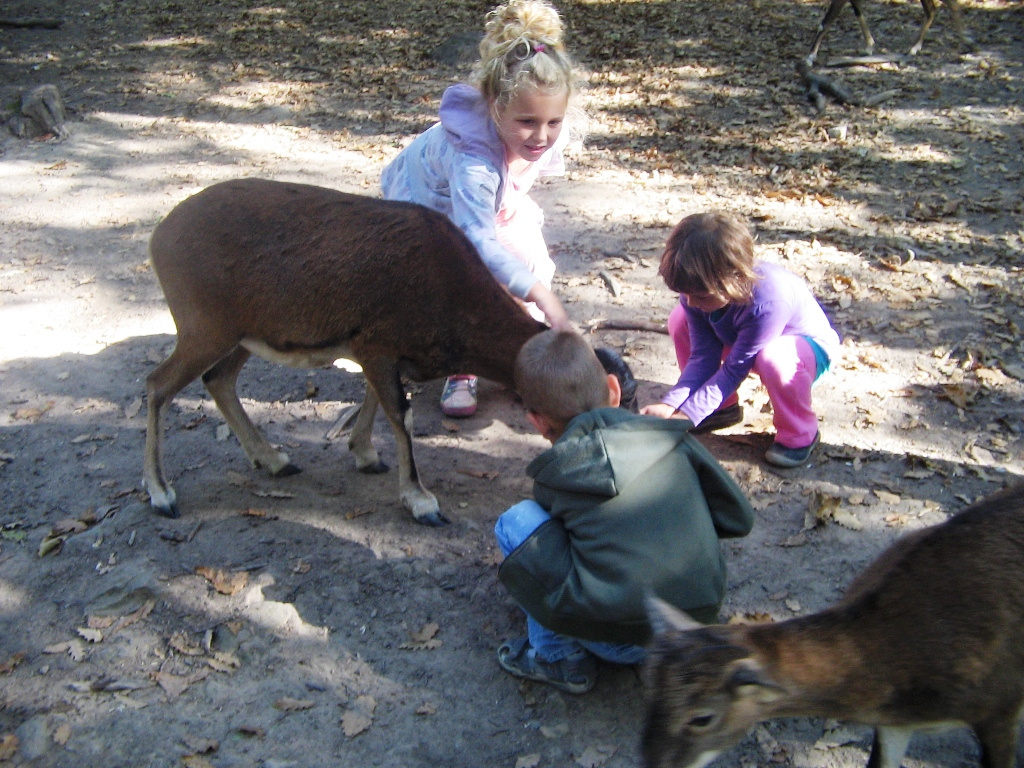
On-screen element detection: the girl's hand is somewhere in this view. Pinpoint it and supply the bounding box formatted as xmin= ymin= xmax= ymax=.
xmin=526 ymin=283 xmax=574 ymax=332
xmin=641 ymin=403 xmax=682 ymax=419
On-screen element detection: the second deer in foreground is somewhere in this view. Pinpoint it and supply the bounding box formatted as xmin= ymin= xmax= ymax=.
xmin=144 ymin=179 xmax=635 ymax=526
xmin=807 ymin=0 xmax=971 ymax=64
xmin=642 ymin=485 xmax=1024 ymax=768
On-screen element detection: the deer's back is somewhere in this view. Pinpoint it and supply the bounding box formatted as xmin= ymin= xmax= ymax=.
xmin=149 ymin=179 xmax=540 ymax=383
xmin=752 ymin=487 xmax=1024 ymax=724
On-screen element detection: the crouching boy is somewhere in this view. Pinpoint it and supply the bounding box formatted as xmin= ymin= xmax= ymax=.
xmin=495 ymin=330 xmax=754 ymax=694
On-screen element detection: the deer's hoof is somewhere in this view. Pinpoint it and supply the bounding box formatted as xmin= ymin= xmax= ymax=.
xmin=415 ymin=510 xmax=450 ymax=527
xmin=273 ymin=462 xmax=302 ymax=478
xmin=358 ymin=460 xmax=390 ymax=475
xmin=151 ymin=500 xmax=180 ymax=519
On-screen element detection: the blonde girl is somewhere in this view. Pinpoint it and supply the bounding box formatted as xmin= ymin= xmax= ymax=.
xmin=382 ymin=0 xmax=578 ymax=417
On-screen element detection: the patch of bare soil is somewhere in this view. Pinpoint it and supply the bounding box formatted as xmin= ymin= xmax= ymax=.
xmin=1 ymin=0 xmax=1023 ymax=766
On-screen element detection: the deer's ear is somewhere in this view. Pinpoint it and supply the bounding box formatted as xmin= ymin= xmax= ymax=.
xmin=727 ymin=659 xmax=785 ymax=701
xmin=646 ymin=595 xmax=704 ymax=636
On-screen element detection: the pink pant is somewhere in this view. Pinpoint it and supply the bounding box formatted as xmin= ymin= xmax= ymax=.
xmin=668 ymin=304 xmax=819 ymax=448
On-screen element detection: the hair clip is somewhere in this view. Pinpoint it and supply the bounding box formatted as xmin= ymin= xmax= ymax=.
xmin=534 ymin=43 xmax=546 ymax=53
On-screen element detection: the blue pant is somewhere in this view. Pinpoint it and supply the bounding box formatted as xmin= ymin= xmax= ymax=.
xmin=494 ymin=500 xmax=646 ymax=665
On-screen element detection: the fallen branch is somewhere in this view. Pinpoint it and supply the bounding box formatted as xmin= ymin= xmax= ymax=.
xmin=0 ymin=17 xmax=61 ymax=29
xmin=797 ymin=59 xmax=861 ymax=114
xmin=325 ymin=404 xmax=361 ymax=440
xmin=584 ymin=318 xmax=668 ymax=335
xmin=596 ymin=269 xmax=621 ymax=298
xmin=824 ymin=54 xmax=905 ymax=67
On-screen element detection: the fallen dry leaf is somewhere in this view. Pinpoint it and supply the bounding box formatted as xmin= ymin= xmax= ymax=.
xmin=51 ymin=518 xmax=89 ymax=536
xmin=252 ymin=489 xmax=294 ymax=499
xmin=52 ymin=722 xmax=72 ymax=746
xmin=77 ymin=627 xmax=103 ymax=644
xmin=182 ymin=736 xmax=218 ymax=754
xmin=38 ymin=534 xmax=65 ymax=557
xmin=182 ymin=756 xmax=216 ymax=768
xmin=415 ymin=702 xmax=437 ymax=716
xmin=207 ymin=652 xmax=241 ymax=673
xmin=195 ymin=566 xmax=249 ymax=596
xmin=156 ymin=668 xmax=210 ymax=700
xmin=457 ymin=468 xmax=499 ymax=480
xmin=873 ymin=489 xmax=902 ymax=505
xmin=104 ymin=600 xmax=155 ymax=637
xmin=169 ymin=632 xmax=205 ymax=657
xmin=274 ymin=697 xmax=315 ymax=712
xmin=0 ymin=734 xmax=18 ymax=760
xmin=344 ymin=507 xmax=374 ymax=520
xmin=399 ymin=622 xmax=442 ymax=650
xmin=808 ymin=490 xmax=842 ymax=527
xmin=575 ymin=745 xmax=617 ymax=768
xmin=12 ymin=401 xmax=55 ymax=421
xmin=0 ymin=652 xmax=26 ymax=674
xmin=831 ymin=508 xmax=864 ymax=531
xmin=515 ymin=754 xmax=541 ymax=768
xmin=341 ymin=695 xmax=377 ymax=737
xmin=778 ymin=532 xmax=808 ymax=547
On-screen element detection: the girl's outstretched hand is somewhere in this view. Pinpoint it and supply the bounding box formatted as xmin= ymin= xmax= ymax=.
xmin=640 ymin=403 xmax=683 ymax=419
xmin=526 ymin=282 xmax=574 ymax=332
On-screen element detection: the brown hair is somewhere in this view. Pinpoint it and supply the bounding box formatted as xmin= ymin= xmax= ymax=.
xmin=514 ymin=329 xmax=610 ymax=429
xmin=658 ymin=212 xmax=757 ymax=304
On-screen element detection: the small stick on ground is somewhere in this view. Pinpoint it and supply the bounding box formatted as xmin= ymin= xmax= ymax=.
xmin=325 ymin=404 xmax=362 ymax=441
xmin=585 ymin=318 xmax=668 ymax=335
xmin=597 ymin=269 xmax=621 ymax=298
xmin=0 ymin=17 xmax=61 ymax=29
xmin=824 ymin=54 xmax=905 ymax=67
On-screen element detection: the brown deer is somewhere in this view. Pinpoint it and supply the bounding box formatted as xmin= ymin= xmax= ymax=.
xmin=807 ymin=0 xmax=970 ymax=64
xmin=144 ymin=178 xmax=635 ymax=526
xmin=642 ymin=485 xmax=1024 ymax=768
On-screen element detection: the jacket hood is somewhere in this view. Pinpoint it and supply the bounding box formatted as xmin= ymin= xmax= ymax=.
xmin=527 ymin=408 xmax=694 ymax=500
xmin=438 ymin=84 xmax=506 ymax=171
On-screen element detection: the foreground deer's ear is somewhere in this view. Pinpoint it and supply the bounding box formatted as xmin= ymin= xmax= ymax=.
xmin=727 ymin=659 xmax=785 ymax=701
xmin=646 ymin=595 xmax=704 ymax=635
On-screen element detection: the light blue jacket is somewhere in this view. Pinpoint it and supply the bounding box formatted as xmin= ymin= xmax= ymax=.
xmin=381 ymin=84 xmax=567 ymax=300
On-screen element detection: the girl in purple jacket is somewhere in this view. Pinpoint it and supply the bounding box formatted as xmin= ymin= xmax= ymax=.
xmin=642 ymin=212 xmax=841 ymax=467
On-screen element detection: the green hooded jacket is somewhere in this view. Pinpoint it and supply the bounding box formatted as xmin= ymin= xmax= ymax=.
xmin=498 ymin=407 xmax=754 ymax=645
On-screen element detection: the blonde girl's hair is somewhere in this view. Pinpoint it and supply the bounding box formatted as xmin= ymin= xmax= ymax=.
xmin=514 ymin=329 xmax=611 ymax=429
xmin=658 ymin=212 xmax=758 ymax=305
xmin=473 ymin=0 xmax=577 ymax=111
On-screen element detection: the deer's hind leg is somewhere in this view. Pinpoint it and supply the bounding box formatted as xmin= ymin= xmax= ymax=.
xmin=348 ymin=381 xmax=387 ymax=475
xmin=808 ymin=0 xmax=874 ymax=63
xmin=202 ymin=346 xmax=299 ymax=477
xmin=912 ymin=0 xmax=971 ymax=54
xmin=867 ymin=726 xmax=913 ymax=768
xmin=145 ymin=341 xmax=230 ymax=518
xmin=974 ymin=708 xmax=1022 ymax=768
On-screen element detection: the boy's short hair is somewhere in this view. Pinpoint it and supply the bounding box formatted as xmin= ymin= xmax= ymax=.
xmin=659 ymin=211 xmax=757 ymax=304
xmin=515 ymin=330 xmax=611 ymax=424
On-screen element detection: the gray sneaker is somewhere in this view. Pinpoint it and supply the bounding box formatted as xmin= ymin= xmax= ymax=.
xmin=497 ymin=637 xmax=597 ymax=694
xmin=765 ymin=431 xmax=820 ymax=468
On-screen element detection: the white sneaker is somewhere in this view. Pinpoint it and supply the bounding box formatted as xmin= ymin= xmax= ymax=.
xmin=440 ymin=375 xmax=478 ymax=417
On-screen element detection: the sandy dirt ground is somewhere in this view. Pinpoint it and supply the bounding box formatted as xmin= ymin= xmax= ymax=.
xmin=1 ymin=0 xmax=1023 ymax=766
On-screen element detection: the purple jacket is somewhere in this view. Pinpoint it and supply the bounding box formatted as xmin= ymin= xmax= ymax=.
xmin=663 ymin=262 xmax=841 ymax=424
xmin=381 ymin=84 xmax=567 ymax=300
